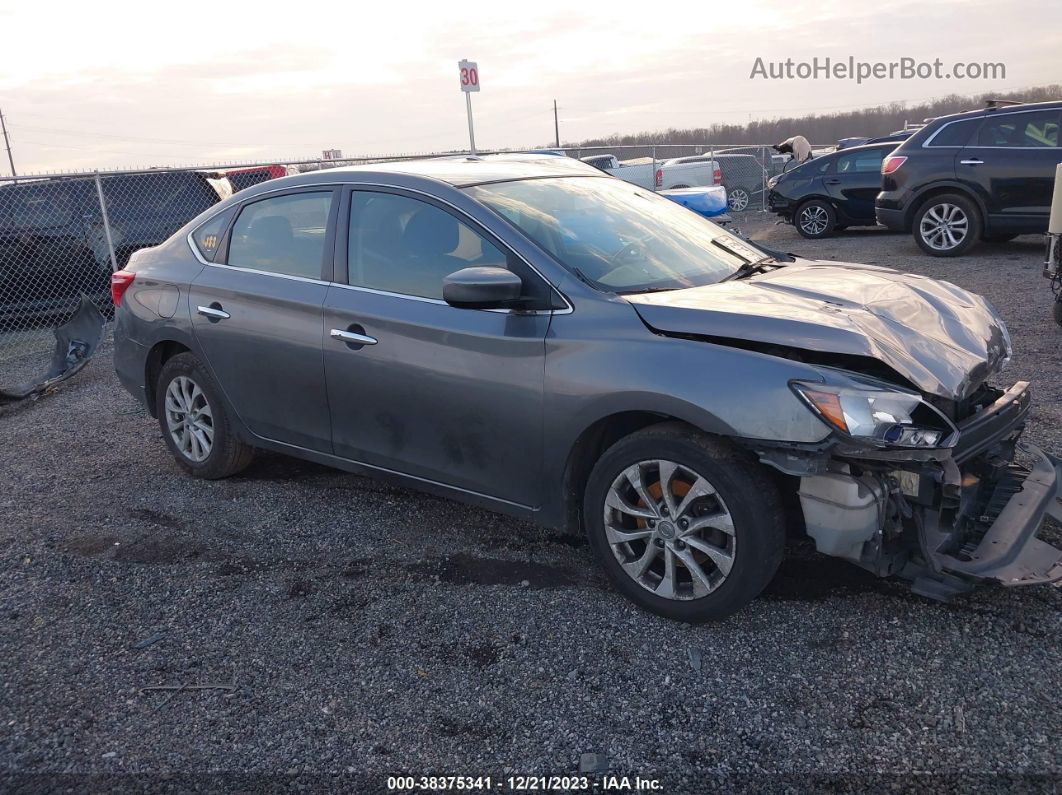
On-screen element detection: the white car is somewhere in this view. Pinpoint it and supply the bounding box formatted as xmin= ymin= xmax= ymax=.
xmin=656 ymin=157 xmax=722 ymax=191
xmin=580 ymin=154 xmax=658 ymax=190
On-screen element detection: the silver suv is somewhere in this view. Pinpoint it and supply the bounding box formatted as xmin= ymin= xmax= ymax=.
xmin=112 ymin=155 xmax=1062 ymax=621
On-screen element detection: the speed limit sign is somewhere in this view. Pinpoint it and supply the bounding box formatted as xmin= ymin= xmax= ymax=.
xmin=458 ymin=60 xmax=480 ymax=93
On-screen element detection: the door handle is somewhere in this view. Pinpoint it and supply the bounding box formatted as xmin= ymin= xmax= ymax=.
xmin=824 ymin=178 xmax=841 ymax=184
xmin=959 ymin=158 xmax=984 ymax=166
xmin=330 ymin=328 xmax=378 ymax=346
xmin=197 ymin=304 xmax=230 ymax=321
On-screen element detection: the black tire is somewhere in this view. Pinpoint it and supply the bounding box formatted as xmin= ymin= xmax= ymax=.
xmin=155 ymin=352 xmax=254 ymax=479
xmin=982 ymin=232 xmax=1018 ymax=243
xmin=913 ymin=193 xmax=982 ymax=257
xmin=584 ymin=423 xmax=785 ymax=622
xmin=794 ymin=199 xmax=836 ymax=238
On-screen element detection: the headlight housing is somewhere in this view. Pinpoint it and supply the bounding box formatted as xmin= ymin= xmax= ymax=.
xmin=791 ymin=380 xmax=956 ymax=448
xmin=767 ymin=176 xmax=779 ymax=189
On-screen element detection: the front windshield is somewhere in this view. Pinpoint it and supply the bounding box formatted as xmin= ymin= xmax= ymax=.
xmin=466 ymin=176 xmax=759 ymax=293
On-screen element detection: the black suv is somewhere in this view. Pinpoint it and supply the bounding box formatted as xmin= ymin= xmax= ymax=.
xmin=767 ymin=143 xmax=897 ymax=238
xmin=876 ymin=101 xmax=1062 ymax=256
xmin=0 ymin=170 xmax=226 ymax=320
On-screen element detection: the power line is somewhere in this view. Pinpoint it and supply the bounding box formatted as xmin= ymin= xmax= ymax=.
xmin=0 ymin=108 xmax=16 ymax=177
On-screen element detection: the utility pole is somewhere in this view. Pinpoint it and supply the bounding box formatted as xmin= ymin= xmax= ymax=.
xmin=0 ymin=107 xmax=15 ymax=178
xmin=553 ymin=99 xmax=560 ymax=148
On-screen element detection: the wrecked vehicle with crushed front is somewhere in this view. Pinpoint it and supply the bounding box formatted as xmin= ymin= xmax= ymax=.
xmin=112 ymin=158 xmax=1062 ymax=622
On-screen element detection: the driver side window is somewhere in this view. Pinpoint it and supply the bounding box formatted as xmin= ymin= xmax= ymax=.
xmin=347 ymin=192 xmax=507 ymax=300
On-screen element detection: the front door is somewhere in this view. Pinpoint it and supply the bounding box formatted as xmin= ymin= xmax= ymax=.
xmin=957 ymin=109 xmax=1062 ymax=231
xmin=323 ymin=188 xmax=554 ymax=507
xmin=189 ymin=188 xmax=338 ymax=452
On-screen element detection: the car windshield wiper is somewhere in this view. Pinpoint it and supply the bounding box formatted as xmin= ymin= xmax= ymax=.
xmin=721 ymin=256 xmax=776 ymax=282
xmin=616 ymin=285 xmax=683 ymax=295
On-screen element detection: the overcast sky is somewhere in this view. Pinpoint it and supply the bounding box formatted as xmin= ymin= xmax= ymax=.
xmin=1 ymin=0 xmax=1059 ymax=174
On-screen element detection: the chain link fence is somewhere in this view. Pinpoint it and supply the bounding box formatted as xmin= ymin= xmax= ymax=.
xmin=0 ymin=143 xmax=829 ymax=399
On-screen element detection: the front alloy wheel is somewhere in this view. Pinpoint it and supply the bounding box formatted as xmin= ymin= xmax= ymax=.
xmin=604 ymin=459 xmax=735 ymax=599
xmin=795 ymin=200 xmax=835 ymax=238
xmin=584 ymin=423 xmax=785 ymax=622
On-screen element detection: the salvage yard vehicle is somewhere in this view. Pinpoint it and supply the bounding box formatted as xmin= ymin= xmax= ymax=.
xmin=877 ymin=100 xmax=1062 ymax=256
xmin=112 ymin=155 xmax=1062 ymax=621
xmin=0 ymin=169 xmax=228 ymax=321
xmin=768 ymin=143 xmax=897 ymax=238
xmin=654 ymin=155 xmax=722 ymax=194
xmin=579 ymin=154 xmax=658 ymax=190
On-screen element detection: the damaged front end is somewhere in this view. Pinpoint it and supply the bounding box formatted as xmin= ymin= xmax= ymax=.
xmin=764 ymin=377 xmax=1062 ymax=600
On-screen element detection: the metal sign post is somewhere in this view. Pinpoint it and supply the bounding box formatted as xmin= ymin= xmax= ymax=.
xmin=458 ymin=59 xmax=480 ymax=155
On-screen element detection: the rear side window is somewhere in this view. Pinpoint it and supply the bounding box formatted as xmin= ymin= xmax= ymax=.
xmin=227 ymin=191 xmax=333 ymax=279
xmin=976 ymin=110 xmax=1060 ymax=147
xmin=191 ymin=207 xmax=235 ymax=262
xmin=836 ymin=149 xmax=886 ymax=173
xmin=926 ymin=119 xmax=979 ymax=147
xmin=0 ymin=182 xmax=74 ymax=230
xmin=347 ymin=192 xmax=508 ymax=300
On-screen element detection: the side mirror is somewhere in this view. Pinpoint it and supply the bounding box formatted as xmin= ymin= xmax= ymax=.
xmin=443 ymin=266 xmax=523 ymax=309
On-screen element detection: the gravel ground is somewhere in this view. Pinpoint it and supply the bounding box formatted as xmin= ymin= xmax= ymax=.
xmin=2 ymin=217 xmax=1061 ymax=793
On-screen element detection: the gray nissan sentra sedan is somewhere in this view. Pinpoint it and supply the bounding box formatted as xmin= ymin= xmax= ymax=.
xmin=112 ymin=154 xmax=1062 ymax=621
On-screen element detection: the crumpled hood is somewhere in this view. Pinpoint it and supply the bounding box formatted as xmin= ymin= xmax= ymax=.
xmin=627 ymin=260 xmax=1010 ymax=400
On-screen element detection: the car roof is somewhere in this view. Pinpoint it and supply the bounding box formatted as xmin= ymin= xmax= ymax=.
xmin=926 ymin=99 xmax=1062 ymax=125
xmin=823 ymin=142 xmax=898 ymax=157
xmin=277 ymin=153 xmax=604 ymax=190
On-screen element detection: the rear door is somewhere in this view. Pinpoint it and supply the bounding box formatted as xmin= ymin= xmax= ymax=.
xmin=824 ymin=147 xmax=889 ymax=222
xmin=957 ymin=108 xmax=1062 ymax=231
xmin=322 ymin=187 xmax=556 ymax=507
xmin=189 ymin=187 xmax=338 ymax=452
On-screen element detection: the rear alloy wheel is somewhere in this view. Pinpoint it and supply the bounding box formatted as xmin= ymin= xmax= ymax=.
xmin=585 ymin=424 xmax=784 ymax=621
xmin=914 ymin=193 xmax=981 ymax=257
xmin=156 ymin=352 xmax=254 ymax=479
xmin=795 ymin=200 xmax=835 ymax=238
xmin=165 ymin=376 xmax=214 ymax=463
xmin=727 ymin=187 xmax=751 ymax=212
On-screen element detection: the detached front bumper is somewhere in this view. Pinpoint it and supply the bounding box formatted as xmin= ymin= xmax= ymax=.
xmin=915 ymin=381 xmax=1062 ymax=595
xmin=927 ymin=445 xmax=1062 ymax=588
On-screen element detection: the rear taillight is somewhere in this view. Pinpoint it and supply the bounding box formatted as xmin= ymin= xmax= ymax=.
xmin=882 ymin=155 xmax=907 ymax=175
xmin=713 ymin=167 xmax=722 ymax=185
xmin=111 ymin=270 xmax=136 ymax=306
xmin=655 ymin=169 xmax=662 ymax=187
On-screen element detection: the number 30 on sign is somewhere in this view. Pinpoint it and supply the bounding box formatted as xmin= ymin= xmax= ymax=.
xmin=458 ymin=60 xmax=480 ymax=92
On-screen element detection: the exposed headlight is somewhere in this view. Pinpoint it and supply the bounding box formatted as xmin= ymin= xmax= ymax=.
xmin=997 ymin=315 xmax=1012 ymax=371
xmin=767 ymin=176 xmax=779 ymax=189
xmin=791 ymin=381 xmax=955 ymax=448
